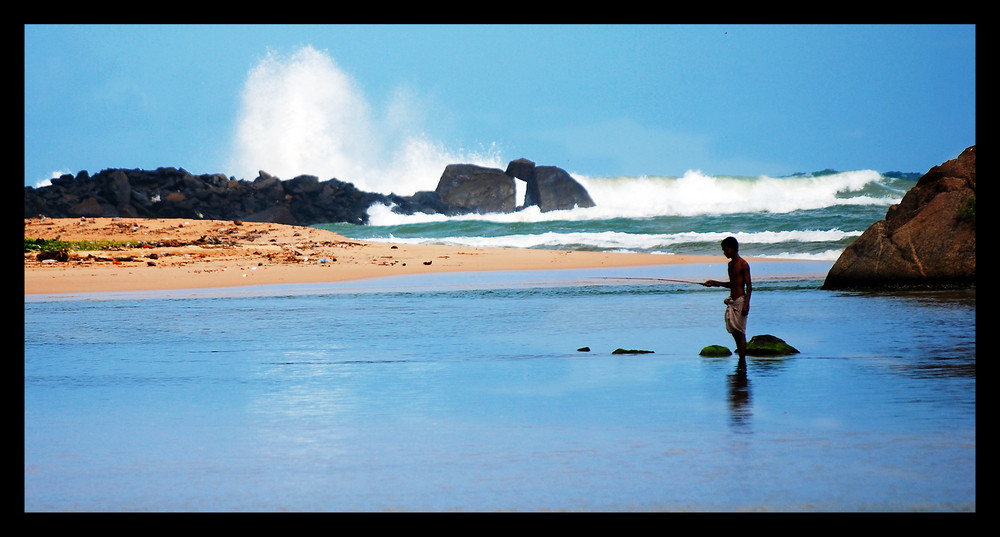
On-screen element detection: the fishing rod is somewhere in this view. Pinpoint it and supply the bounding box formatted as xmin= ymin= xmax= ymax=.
xmin=593 ymin=276 xmax=706 ymax=285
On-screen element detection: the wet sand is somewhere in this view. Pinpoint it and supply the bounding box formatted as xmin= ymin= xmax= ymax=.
xmin=25 ymin=217 xmax=728 ymax=295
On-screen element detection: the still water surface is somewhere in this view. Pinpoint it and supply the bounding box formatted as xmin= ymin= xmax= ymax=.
xmin=25 ymin=265 xmax=975 ymax=511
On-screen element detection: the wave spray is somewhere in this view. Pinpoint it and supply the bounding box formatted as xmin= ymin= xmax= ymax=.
xmin=228 ymin=45 xmax=502 ymax=195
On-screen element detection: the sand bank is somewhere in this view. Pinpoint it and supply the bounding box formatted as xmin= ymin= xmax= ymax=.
xmin=25 ymin=217 xmax=730 ymax=295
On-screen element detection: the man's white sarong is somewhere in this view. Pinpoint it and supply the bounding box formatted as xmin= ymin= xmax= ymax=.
xmin=724 ymin=296 xmax=747 ymax=334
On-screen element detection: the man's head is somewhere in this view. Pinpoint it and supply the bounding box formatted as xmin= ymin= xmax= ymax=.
xmin=721 ymin=236 xmax=739 ymax=251
xmin=721 ymin=236 xmax=739 ymax=257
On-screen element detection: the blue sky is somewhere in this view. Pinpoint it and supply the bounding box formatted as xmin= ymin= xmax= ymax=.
xmin=25 ymin=24 xmax=975 ymax=194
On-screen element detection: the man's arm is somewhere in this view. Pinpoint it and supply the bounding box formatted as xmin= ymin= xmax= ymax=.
xmin=741 ymin=261 xmax=751 ymax=314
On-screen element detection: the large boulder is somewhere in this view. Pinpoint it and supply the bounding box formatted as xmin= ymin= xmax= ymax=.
xmin=434 ymin=164 xmax=516 ymax=214
xmin=505 ymin=158 xmax=595 ymax=212
xmin=823 ymin=146 xmax=976 ymax=290
xmin=527 ymin=166 xmax=596 ymax=212
xmin=505 ymin=158 xmax=537 ymax=183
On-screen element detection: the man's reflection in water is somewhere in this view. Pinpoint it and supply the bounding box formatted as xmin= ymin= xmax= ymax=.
xmin=727 ymin=359 xmax=752 ymax=429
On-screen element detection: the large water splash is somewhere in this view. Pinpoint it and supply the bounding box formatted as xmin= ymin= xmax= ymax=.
xmin=228 ymin=45 xmax=503 ymax=195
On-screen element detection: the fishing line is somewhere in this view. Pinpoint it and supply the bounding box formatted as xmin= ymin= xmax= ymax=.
xmin=592 ymin=276 xmax=705 ymax=285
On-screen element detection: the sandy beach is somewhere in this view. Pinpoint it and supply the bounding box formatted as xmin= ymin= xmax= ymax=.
xmin=24 ymin=217 xmax=727 ymax=295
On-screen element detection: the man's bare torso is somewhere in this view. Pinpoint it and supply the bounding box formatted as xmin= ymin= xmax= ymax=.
xmin=728 ymin=257 xmax=750 ymax=299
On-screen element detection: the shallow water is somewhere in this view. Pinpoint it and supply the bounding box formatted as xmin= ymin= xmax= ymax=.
xmin=24 ymin=263 xmax=975 ymax=511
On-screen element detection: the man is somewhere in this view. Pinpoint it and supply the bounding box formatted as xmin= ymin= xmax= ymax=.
xmin=703 ymin=236 xmax=752 ymax=363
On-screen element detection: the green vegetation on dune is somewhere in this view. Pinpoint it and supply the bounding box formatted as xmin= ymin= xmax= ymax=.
xmin=24 ymin=237 xmax=134 ymax=253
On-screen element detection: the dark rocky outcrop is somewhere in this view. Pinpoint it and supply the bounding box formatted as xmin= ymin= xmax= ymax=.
xmin=505 ymin=158 xmax=596 ymax=212
xmin=434 ymin=164 xmax=516 ymax=214
xmin=24 ymin=167 xmax=386 ymax=226
xmin=25 ymin=159 xmax=596 ymax=225
xmin=823 ymin=146 xmax=976 ymax=290
xmin=530 ymin=166 xmax=596 ymax=212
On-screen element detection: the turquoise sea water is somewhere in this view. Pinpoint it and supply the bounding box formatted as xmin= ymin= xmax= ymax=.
xmin=316 ymin=170 xmax=918 ymax=261
xmin=25 ymin=262 xmax=975 ymax=511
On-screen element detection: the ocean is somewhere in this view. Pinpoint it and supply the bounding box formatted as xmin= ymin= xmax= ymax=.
xmin=24 ymin=169 xmax=976 ymax=512
xmin=316 ymin=169 xmax=917 ymax=261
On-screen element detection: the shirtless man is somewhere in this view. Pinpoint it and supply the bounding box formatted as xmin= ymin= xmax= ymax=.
xmin=703 ymin=236 xmax=752 ymax=363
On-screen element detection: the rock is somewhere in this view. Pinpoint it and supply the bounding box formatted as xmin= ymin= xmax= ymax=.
xmin=106 ymin=169 xmax=132 ymax=211
xmin=504 ymin=158 xmax=595 ymax=211
xmin=745 ymin=335 xmax=799 ymax=356
xmin=24 ymin=158 xmax=598 ymax=225
xmin=284 ymin=174 xmax=321 ymax=196
xmin=699 ymin=345 xmax=732 ymax=357
xmin=251 ymin=171 xmax=283 ymax=195
xmin=577 ymin=346 xmax=591 ymax=352
xmin=67 ymin=196 xmax=105 ymax=218
xmin=434 ymin=164 xmax=516 ymax=214
xmin=243 ymin=205 xmax=299 ymax=226
xmin=612 ymin=348 xmax=654 ymax=355
xmin=36 ymin=249 xmax=70 ymax=262
xmin=505 ymin=158 xmax=536 ymax=182
xmin=49 ymin=173 xmax=75 ymax=187
xmin=526 ymin=166 xmax=596 ymax=212
xmin=386 ymin=190 xmax=455 ymax=216
xmin=25 ymin=168 xmax=385 ymax=225
xmin=823 ymin=146 xmax=975 ymax=290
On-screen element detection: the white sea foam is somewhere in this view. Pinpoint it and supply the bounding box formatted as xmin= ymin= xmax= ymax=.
xmin=365 ymin=168 xmax=901 ymax=226
xmin=575 ymin=169 xmax=894 ymax=217
xmin=368 ymin=228 xmax=862 ymax=253
xmin=756 ymin=249 xmax=848 ymax=261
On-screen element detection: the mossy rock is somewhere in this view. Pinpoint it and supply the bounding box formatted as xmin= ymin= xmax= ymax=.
xmin=746 ymin=335 xmax=799 ymax=356
xmin=699 ymin=345 xmax=732 ymax=357
xmin=612 ymin=348 xmax=654 ymax=355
